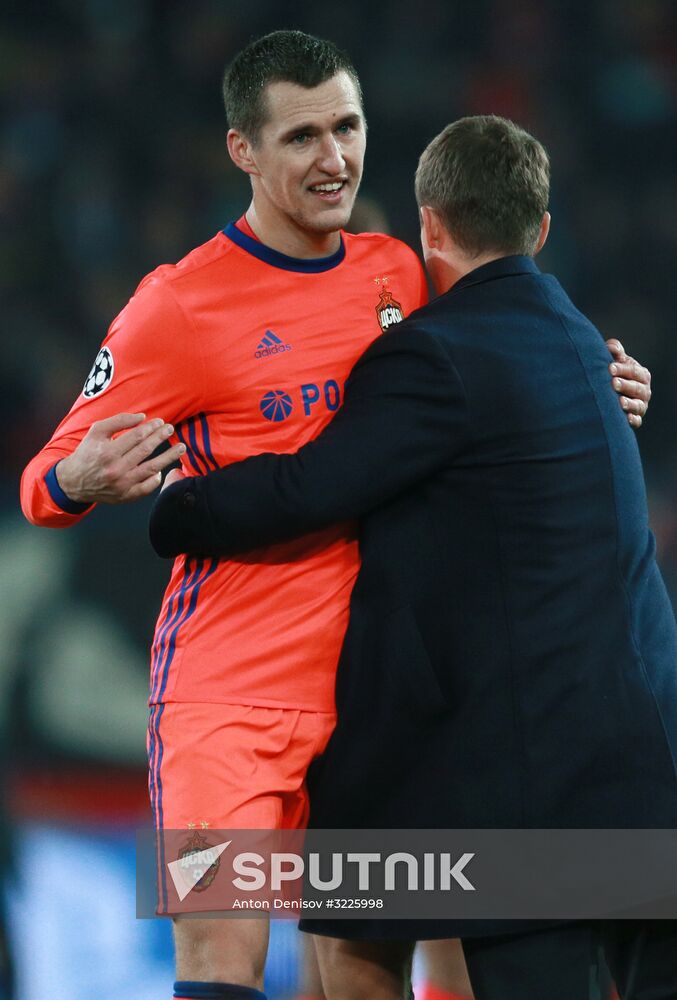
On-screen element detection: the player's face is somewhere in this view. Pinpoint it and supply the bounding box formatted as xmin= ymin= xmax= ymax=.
xmin=249 ymin=72 xmax=366 ymax=241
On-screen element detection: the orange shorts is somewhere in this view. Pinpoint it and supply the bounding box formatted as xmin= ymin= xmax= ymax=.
xmin=147 ymin=702 xmax=336 ymax=831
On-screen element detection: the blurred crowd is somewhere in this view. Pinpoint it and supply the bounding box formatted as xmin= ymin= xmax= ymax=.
xmin=1 ymin=0 xmax=677 ymax=767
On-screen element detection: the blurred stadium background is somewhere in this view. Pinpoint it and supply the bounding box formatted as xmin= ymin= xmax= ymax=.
xmin=1 ymin=1 xmax=676 ymax=997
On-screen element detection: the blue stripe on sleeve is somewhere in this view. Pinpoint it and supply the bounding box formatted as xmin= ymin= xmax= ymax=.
xmin=44 ymin=463 xmax=92 ymax=515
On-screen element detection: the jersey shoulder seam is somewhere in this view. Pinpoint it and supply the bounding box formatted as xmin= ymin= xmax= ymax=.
xmin=345 ymin=231 xmax=417 ymax=255
xmin=147 ymin=232 xmax=236 ymax=289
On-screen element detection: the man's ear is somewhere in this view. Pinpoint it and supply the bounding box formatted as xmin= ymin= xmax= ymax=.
xmin=420 ymin=205 xmax=446 ymax=251
xmin=534 ymin=211 xmax=551 ymax=255
xmin=227 ymin=129 xmax=260 ymax=177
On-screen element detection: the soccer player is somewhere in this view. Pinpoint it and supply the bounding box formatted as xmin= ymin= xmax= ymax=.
xmin=21 ymin=32 xmax=649 ymax=1000
xmin=20 ymin=31 xmax=426 ymax=1000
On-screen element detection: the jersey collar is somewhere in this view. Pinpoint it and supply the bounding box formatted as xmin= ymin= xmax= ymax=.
xmin=223 ymin=221 xmax=345 ymax=273
xmin=452 ymin=255 xmax=541 ymax=294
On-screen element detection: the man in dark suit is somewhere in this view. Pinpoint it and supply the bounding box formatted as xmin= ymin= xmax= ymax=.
xmin=150 ymin=116 xmax=677 ymax=1000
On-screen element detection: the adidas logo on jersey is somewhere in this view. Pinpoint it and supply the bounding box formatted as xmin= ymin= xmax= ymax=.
xmin=255 ymin=330 xmax=292 ymax=359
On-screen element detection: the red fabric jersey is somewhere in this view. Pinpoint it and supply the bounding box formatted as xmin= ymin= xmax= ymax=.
xmin=21 ymin=221 xmax=428 ymax=710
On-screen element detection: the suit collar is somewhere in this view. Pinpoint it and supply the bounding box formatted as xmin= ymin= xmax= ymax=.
xmin=450 ymin=254 xmax=541 ymax=295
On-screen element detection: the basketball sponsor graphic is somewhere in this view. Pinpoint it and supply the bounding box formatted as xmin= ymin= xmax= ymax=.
xmin=83 ymin=347 xmax=114 ymax=398
xmin=260 ymin=389 xmax=293 ymax=422
xmin=259 ymin=381 xmax=342 ymax=423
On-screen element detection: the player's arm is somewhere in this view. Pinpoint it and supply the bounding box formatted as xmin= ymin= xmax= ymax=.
xmin=21 ymin=276 xmax=201 ymax=528
xmin=149 ymin=326 xmax=653 ymax=559
xmin=150 ymin=324 xmax=469 ymax=558
xmin=605 ymin=339 xmax=651 ymax=428
xmin=52 ymin=412 xmax=183 ymax=505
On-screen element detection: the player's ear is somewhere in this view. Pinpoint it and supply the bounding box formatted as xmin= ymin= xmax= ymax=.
xmin=227 ymin=129 xmax=260 ymax=177
xmin=533 ymin=211 xmax=551 ymax=255
xmin=420 ymin=205 xmax=446 ymax=252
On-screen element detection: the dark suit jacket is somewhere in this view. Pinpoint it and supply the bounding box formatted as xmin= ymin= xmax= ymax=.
xmin=150 ymin=255 xmax=677 ymax=836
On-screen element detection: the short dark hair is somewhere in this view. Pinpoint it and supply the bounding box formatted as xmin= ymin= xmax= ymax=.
xmin=223 ymin=30 xmax=362 ymax=142
xmin=415 ymin=115 xmax=550 ymax=257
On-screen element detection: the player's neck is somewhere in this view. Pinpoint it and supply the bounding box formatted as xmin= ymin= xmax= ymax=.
xmin=245 ymin=204 xmax=341 ymax=260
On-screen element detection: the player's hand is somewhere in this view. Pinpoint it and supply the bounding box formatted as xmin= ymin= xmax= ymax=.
xmin=55 ymin=412 xmax=187 ymax=505
xmin=161 ymin=468 xmax=188 ymax=493
xmin=606 ymin=339 xmax=651 ymax=429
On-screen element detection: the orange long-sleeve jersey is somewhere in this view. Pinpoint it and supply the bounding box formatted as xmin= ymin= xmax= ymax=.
xmin=21 ymin=220 xmax=428 ymax=711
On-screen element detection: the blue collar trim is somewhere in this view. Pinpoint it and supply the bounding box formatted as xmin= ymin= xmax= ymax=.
xmin=223 ymin=221 xmax=345 ymax=273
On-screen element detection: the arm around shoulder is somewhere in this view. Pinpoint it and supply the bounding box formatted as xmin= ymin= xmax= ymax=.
xmin=150 ymin=323 xmax=470 ymax=558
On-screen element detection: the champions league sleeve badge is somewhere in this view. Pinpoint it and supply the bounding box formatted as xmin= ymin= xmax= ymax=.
xmin=82 ymin=346 xmax=114 ymax=398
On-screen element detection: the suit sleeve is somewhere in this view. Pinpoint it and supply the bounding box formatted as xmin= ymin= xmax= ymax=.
xmin=20 ymin=274 xmax=205 ymax=527
xmin=149 ymin=324 xmax=470 ymax=558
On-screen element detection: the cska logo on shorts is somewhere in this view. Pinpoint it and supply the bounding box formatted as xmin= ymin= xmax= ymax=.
xmin=177 ymin=829 xmax=221 ymax=893
xmin=374 ymin=277 xmax=404 ymax=332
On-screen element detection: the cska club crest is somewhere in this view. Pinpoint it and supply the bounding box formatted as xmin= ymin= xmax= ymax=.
xmin=177 ymin=828 xmax=221 ymax=893
xmin=374 ymin=277 xmax=404 ymax=332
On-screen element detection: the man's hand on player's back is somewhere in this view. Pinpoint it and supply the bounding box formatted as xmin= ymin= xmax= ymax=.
xmin=55 ymin=412 xmax=185 ymax=505
xmin=606 ymin=339 xmax=651 ymax=428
